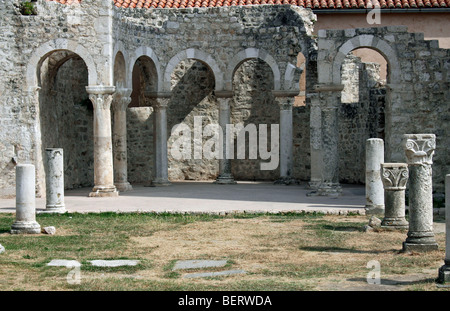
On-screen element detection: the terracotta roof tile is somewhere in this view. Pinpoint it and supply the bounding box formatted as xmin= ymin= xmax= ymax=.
xmin=46 ymin=0 xmax=450 ymax=8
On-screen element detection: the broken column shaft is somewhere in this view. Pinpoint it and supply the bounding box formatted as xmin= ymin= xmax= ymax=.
xmin=11 ymin=164 xmax=41 ymax=234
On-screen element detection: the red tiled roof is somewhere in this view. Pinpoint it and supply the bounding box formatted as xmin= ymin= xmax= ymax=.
xmin=47 ymin=0 xmax=450 ymax=8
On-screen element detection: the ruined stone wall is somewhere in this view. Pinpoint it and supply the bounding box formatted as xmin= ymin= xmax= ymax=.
xmin=115 ymin=5 xmax=316 ymax=182
xmin=0 ymin=0 xmax=115 ymax=197
xmin=39 ymin=55 xmax=94 ymax=189
xmin=0 ymin=2 xmax=30 ymax=197
xmin=338 ymin=54 xmax=385 ymax=184
xmin=317 ymin=26 xmax=450 ymax=193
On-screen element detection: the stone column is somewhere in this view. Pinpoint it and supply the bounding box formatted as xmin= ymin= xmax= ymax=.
xmin=151 ymin=94 xmax=171 ymax=186
xmin=402 ymin=134 xmax=438 ymax=252
xmin=365 ymin=138 xmax=385 ymax=215
xmin=11 ymin=164 xmax=41 ymax=234
xmin=214 ymin=91 xmax=236 ymax=184
xmin=437 ymin=174 xmax=450 ymax=284
xmin=308 ymin=93 xmax=323 ymax=190
xmin=45 ymin=148 xmax=65 ymax=213
xmin=86 ymin=86 xmax=118 ymax=197
xmin=308 ymin=85 xmax=343 ymax=196
xmin=380 ymin=163 xmax=409 ymax=229
xmin=112 ymin=88 xmax=132 ymax=192
xmin=273 ymin=91 xmax=297 ymax=185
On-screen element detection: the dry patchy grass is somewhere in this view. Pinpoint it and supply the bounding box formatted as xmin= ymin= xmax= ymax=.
xmin=0 ymin=212 xmax=447 ymax=291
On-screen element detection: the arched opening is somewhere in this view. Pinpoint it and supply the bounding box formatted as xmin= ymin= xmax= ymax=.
xmin=230 ymin=58 xmax=278 ymax=181
xmin=113 ymin=51 xmax=126 ymax=89
xmin=167 ymin=59 xmax=217 ymax=181
xmin=126 ymin=56 xmax=158 ymax=184
xmin=338 ymin=47 xmax=388 ymax=184
xmin=38 ymin=50 xmax=93 ymax=190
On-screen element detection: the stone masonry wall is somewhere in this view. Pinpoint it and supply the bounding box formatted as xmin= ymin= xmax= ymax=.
xmin=317 ymin=26 xmax=450 ymax=193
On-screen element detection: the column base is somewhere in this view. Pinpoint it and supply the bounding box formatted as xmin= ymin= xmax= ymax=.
xmin=308 ymin=180 xmax=321 ymax=190
xmin=274 ymin=177 xmax=298 ymax=185
xmin=381 ymin=217 xmax=408 ymax=230
xmin=115 ymin=182 xmax=133 ymax=192
xmin=11 ymin=221 xmax=41 ymax=234
xmin=89 ymin=185 xmax=119 ymax=197
xmin=42 ymin=206 xmax=66 ymax=214
xmin=365 ymin=204 xmax=385 ymax=216
xmin=214 ymin=174 xmax=236 ymax=184
xmin=307 ymin=183 xmax=342 ymax=197
xmin=402 ymin=234 xmax=438 ymax=252
xmin=437 ymin=265 xmax=450 ymax=285
xmin=145 ymin=179 xmax=171 ymax=187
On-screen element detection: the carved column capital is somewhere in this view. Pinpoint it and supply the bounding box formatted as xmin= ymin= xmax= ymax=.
xmin=403 ymin=134 xmax=436 ymax=165
xmin=274 ymin=97 xmax=294 ymax=110
xmin=217 ymin=97 xmax=232 ymax=111
xmin=381 ymin=163 xmax=409 ymax=191
xmin=86 ymin=86 xmax=116 ymax=110
xmin=153 ymin=97 xmax=169 ymax=110
xmin=113 ymin=88 xmax=132 ymax=111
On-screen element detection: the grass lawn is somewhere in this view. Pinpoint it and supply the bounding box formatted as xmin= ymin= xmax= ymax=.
xmin=0 ymin=212 xmax=447 ymax=291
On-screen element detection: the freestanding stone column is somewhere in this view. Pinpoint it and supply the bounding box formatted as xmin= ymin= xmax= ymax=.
xmin=86 ymin=86 xmax=118 ymax=197
xmin=402 ymin=133 xmax=438 ymax=252
xmin=45 ymin=148 xmax=65 ymax=213
xmin=308 ymin=85 xmax=343 ymax=196
xmin=380 ymin=163 xmax=409 ymax=229
xmin=365 ymin=138 xmax=385 ymax=215
xmin=112 ymin=88 xmax=133 ymax=192
xmin=273 ymin=91 xmax=297 ymax=185
xmin=11 ymin=164 xmax=41 ymax=234
xmin=151 ymin=94 xmax=171 ymax=186
xmin=214 ymin=91 xmax=236 ymax=184
xmin=437 ymin=174 xmax=450 ymax=284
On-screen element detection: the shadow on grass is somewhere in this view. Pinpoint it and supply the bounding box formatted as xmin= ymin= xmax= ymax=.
xmin=300 ymin=246 xmax=400 ymax=254
xmin=347 ymin=276 xmax=436 ymax=287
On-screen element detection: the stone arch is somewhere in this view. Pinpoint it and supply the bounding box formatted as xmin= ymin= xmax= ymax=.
xmin=128 ymin=46 xmax=162 ymax=92
xmin=113 ymin=42 xmax=129 ymax=89
xmin=225 ymin=48 xmax=281 ymax=91
xmin=331 ymin=35 xmax=400 ymax=85
xmin=26 ymin=38 xmax=98 ymax=89
xmin=163 ymin=48 xmax=223 ymax=92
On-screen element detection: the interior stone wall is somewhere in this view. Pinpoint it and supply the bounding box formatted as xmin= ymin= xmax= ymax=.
xmin=39 ymin=54 xmax=94 ymax=189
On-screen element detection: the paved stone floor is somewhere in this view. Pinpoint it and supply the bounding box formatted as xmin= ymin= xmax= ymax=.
xmin=0 ymin=181 xmax=367 ymax=214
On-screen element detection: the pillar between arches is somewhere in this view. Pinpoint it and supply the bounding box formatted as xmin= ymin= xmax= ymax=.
xmin=272 ymin=90 xmax=298 ymax=185
xmin=308 ymin=84 xmax=343 ymax=197
xmin=86 ymin=85 xmax=118 ymax=197
xmin=214 ymin=90 xmax=236 ymax=185
xmin=112 ymin=88 xmax=133 ymax=192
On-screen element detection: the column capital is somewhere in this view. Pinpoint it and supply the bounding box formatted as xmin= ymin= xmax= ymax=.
xmin=86 ymin=85 xmax=116 ymax=95
xmin=403 ymin=134 xmax=436 ymax=165
xmin=113 ymin=88 xmax=132 ymax=111
xmin=274 ymin=97 xmax=294 ymax=110
xmin=217 ymin=97 xmax=232 ymax=110
xmin=86 ymin=86 xmax=116 ymax=110
xmin=152 ymin=97 xmax=170 ymax=110
xmin=381 ymin=163 xmax=409 ymax=191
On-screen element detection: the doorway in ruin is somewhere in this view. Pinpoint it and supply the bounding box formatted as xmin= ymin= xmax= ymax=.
xmin=127 ymin=55 xmax=158 ymax=184
xmin=37 ymin=50 xmax=93 ymax=191
xmin=230 ymin=58 xmax=279 ymax=181
xmin=338 ymin=48 xmax=388 ymax=184
xmin=166 ymin=58 xmax=218 ymax=181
